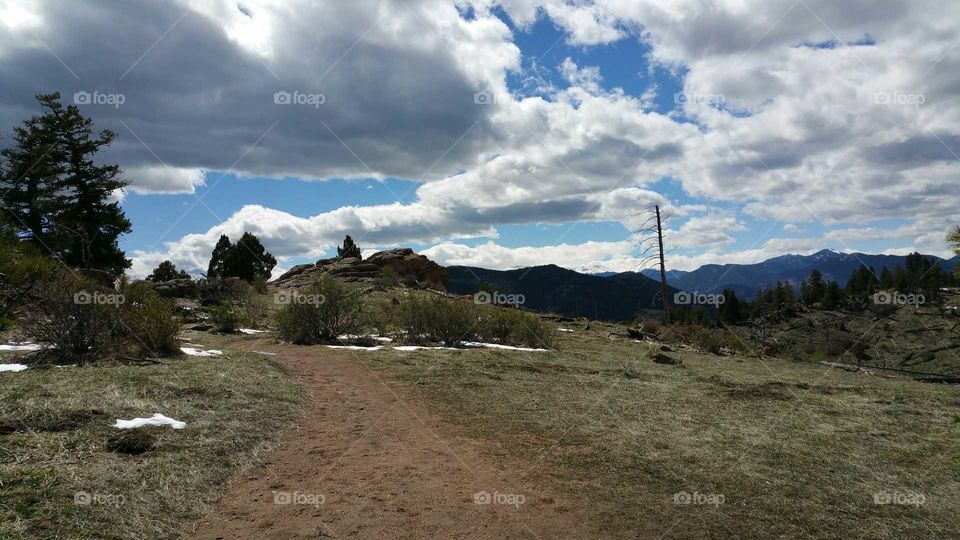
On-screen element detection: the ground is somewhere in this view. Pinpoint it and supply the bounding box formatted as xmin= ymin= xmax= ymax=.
xmin=2 ymin=318 xmax=959 ymax=538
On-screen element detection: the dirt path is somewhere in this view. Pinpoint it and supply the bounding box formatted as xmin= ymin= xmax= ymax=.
xmin=187 ymin=340 xmax=593 ymax=539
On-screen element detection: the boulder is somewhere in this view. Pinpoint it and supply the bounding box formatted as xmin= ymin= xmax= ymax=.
xmin=365 ymin=248 xmax=447 ymax=290
xmin=147 ymin=278 xmax=198 ymax=298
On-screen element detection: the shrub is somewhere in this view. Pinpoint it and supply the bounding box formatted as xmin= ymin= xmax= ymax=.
xmin=240 ymin=289 xmax=271 ymax=329
xmin=22 ymin=271 xmax=121 ymax=364
xmin=210 ymin=304 xmax=241 ymax=333
xmin=367 ymin=297 xmax=399 ymax=338
xmin=119 ymin=284 xmax=180 ymax=356
xmin=398 ymin=293 xmax=479 ymax=347
xmin=375 ymin=265 xmax=401 ymax=288
xmin=274 ymin=276 xmax=364 ymax=344
xmin=479 ymin=307 xmax=558 ymax=349
xmin=21 ymin=271 xmax=181 ymax=363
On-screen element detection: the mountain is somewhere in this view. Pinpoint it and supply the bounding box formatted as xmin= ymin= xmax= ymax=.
xmin=665 ymin=249 xmax=960 ymax=299
xmin=446 ymin=264 xmax=681 ymax=322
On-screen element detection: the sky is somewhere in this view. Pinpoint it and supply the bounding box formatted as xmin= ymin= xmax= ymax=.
xmin=1 ymin=0 xmax=958 ymax=278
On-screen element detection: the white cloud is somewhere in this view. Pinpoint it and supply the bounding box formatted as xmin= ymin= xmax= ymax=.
xmin=4 ymin=0 xmax=958 ymax=273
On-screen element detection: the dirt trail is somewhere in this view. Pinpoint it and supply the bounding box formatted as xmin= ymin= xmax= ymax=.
xmin=187 ymin=340 xmax=593 ymax=539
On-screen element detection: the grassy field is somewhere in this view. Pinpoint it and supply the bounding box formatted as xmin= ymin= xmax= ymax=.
xmin=0 ymin=347 xmax=307 ymax=540
xmin=363 ymin=320 xmax=960 ymax=538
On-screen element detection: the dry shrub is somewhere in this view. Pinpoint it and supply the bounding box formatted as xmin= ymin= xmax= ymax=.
xmin=397 ymin=293 xmax=479 ymax=347
xmin=479 ymin=306 xmax=557 ymax=349
xmin=23 ymin=271 xmax=121 ymax=364
xmin=274 ymin=276 xmax=364 ymax=344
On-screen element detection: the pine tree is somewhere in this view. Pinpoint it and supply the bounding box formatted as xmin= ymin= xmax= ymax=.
xmin=337 ymin=234 xmax=361 ymax=259
xmin=227 ymin=232 xmax=277 ymax=281
xmin=801 ymin=269 xmax=826 ymax=305
xmin=822 ymin=281 xmax=842 ymax=310
xmin=0 ymin=93 xmax=131 ymax=276
xmin=0 ymin=94 xmax=67 ymax=247
xmin=148 ymin=260 xmax=189 ymax=282
xmin=879 ymin=266 xmax=894 ymax=289
xmin=718 ymin=288 xmax=743 ymax=324
xmin=206 ymin=232 xmax=276 ymax=282
xmin=207 ymin=235 xmax=232 ymax=279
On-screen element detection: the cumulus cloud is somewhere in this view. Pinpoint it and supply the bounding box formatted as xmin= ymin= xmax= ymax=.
xmin=3 ymin=0 xmax=959 ymax=274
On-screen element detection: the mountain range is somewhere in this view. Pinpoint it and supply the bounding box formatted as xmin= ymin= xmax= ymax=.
xmin=446 ymin=265 xmax=680 ymax=322
xmin=638 ymin=249 xmax=959 ymax=299
xmin=446 ymin=250 xmax=959 ymax=322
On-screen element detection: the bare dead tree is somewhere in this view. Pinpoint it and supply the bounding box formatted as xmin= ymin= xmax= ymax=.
xmin=633 ymin=205 xmax=673 ymax=324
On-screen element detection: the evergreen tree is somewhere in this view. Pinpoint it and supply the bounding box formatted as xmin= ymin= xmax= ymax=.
xmin=206 ymin=232 xmax=276 ymax=282
xmin=0 ymin=95 xmax=65 ymax=246
xmin=337 ymin=234 xmax=361 ymax=259
xmin=717 ymin=288 xmax=743 ymax=325
xmin=801 ymin=269 xmax=826 ymax=305
xmin=207 ymin=235 xmax=232 ymax=279
xmin=0 ymin=93 xmax=131 ymax=276
xmin=147 ymin=260 xmax=189 ymax=282
xmin=822 ymin=281 xmax=842 ymax=310
xmin=226 ymin=232 xmax=277 ymax=281
xmin=879 ymin=266 xmax=894 ymax=289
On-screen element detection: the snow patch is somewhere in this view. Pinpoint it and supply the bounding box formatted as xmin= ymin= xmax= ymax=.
xmin=253 ymin=351 xmax=277 ymax=356
xmin=558 ymin=328 xmax=575 ymax=332
xmin=180 ymin=347 xmax=223 ymax=357
xmin=238 ymin=328 xmax=267 ymax=335
xmin=462 ymin=342 xmax=549 ymax=352
xmin=0 ymin=343 xmax=42 ymax=352
xmin=0 ymin=363 xmax=29 ymax=372
xmin=326 ymin=345 xmax=383 ymax=351
xmin=394 ymin=345 xmax=459 ymax=351
xmin=114 ymin=413 xmax=186 ymax=430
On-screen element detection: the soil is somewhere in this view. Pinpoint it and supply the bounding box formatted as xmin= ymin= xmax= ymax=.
xmin=187 ymin=338 xmax=594 ymax=539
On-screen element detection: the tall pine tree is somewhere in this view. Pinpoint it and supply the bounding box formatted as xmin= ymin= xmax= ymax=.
xmin=0 ymin=93 xmax=131 ymax=276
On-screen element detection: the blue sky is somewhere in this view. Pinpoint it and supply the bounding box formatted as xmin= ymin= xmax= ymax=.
xmin=2 ymin=0 xmax=957 ymax=276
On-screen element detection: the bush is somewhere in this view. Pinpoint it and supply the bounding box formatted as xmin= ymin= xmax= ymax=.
xmin=210 ymin=304 xmax=241 ymax=333
xmin=119 ymin=284 xmax=180 ymax=356
xmin=274 ymin=276 xmax=364 ymax=344
xmin=242 ymin=293 xmax=271 ymax=329
xmin=478 ymin=307 xmax=558 ymax=349
xmin=367 ymin=297 xmax=399 ymax=338
xmin=397 ymin=293 xmax=479 ymax=347
xmin=22 ymin=271 xmax=122 ymax=364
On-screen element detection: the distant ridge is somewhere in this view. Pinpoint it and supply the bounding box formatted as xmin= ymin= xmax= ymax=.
xmin=446 ymin=264 xmax=682 ymax=322
xmin=646 ymin=249 xmax=959 ymax=299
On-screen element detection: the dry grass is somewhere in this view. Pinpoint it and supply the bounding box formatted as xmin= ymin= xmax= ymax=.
xmin=363 ymin=320 xmax=960 ymax=538
xmin=0 ymin=348 xmax=307 ymax=539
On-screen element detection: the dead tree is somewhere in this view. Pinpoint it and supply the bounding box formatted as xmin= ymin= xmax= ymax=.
xmin=633 ymin=205 xmax=673 ymax=324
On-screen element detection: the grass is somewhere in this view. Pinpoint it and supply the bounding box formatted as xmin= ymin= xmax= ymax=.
xmin=0 ymin=347 xmax=307 ymax=540
xmin=363 ymin=320 xmax=960 ymax=538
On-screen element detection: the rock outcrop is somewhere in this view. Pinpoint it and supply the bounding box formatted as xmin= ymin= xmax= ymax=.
xmin=271 ymin=248 xmax=447 ymax=291
xmin=145 ymin=278 xmax=198 ymax=298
